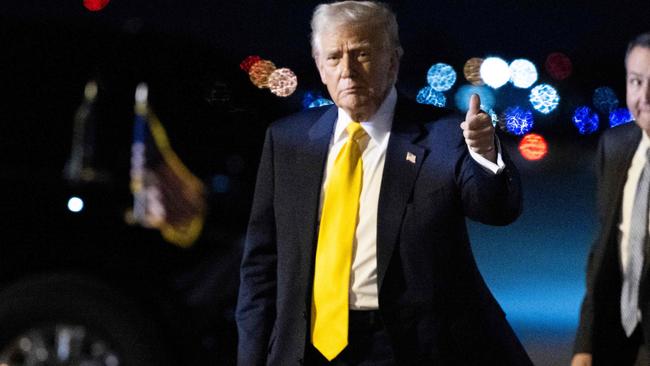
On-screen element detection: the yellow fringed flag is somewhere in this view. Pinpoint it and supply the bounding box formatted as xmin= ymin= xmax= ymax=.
xmin=128 ymin=83 xmax=206 ymax=248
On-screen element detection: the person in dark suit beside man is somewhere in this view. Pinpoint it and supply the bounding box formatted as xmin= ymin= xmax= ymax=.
xmin=573 ymin=32 xmax=650 ymax=366
xmin=236 ymin=1 xmax=532 ymax=364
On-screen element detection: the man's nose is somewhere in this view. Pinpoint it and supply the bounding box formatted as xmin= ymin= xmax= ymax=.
xmin=340 ymin=54 xmax=356 ymax=78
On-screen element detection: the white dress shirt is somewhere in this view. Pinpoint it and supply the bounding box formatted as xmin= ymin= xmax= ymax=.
xmin=319 ymin=87 xmax=505 ymax=309
xmin=619 ymin=132 xmax=650 ymax=274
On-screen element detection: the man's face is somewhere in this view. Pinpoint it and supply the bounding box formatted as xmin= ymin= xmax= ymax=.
xmin=626 ymin=46 xmax=650 ymax=134
xmin=315 ymin=23 xmax=398 ymax=122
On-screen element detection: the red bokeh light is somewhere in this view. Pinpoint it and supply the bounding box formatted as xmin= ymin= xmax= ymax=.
xmin=545 ymin=52 xmax=572 ymax=81
xmin=519 ymin=133 xmax=548 ymax=161
xmin=240 ymin=55 xmax=262 ymax=72
xmin=83 ymin=0 xmax=110 ymax=11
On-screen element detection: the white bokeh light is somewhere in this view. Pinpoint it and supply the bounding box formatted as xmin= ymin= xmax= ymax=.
xmin=480 ymin=57 xmax=510 ymax=89
xmin=67 ymin=197 xmax=84 ymax=213
xmin=509 ymin=59 xmax=538 ymax=88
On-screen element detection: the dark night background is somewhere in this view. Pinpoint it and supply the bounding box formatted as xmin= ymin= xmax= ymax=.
xmin=1 ymin=1 xmax=650 ymax=365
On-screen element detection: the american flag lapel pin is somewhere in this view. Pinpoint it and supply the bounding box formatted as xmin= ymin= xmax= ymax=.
xmin=406 ymin=152 xmax=416 ymax=164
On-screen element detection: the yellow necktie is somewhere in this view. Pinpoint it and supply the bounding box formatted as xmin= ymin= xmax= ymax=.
xmin=311 ymin=122 xmax=366 ymax=361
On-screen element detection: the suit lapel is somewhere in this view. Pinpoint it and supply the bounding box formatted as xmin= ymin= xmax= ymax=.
xmin=376 ymin=99 xmax=428 ymax=291
xmin=607 ymin=126 xmax=641 ymax=220
xmin=596 ymin=124 xmax=641 ymax=289
xmin=294 ymin=106 xmax=337 ymax=300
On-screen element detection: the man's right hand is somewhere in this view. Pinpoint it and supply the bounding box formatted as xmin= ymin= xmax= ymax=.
xmin=571 ymin=353 xmax=592 ymax=366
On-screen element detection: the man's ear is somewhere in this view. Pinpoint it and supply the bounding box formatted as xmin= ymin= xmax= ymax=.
xmin=388 ymin=49 xmax=400 ymax=83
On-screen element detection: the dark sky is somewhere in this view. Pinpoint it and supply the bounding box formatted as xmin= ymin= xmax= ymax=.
xmin=1 ymin=1 xmax=649 ymax=142
xmin=4 ymin=1 xmax=648 ymax=89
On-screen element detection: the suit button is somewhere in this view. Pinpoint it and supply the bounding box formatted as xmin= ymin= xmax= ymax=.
xmin=302 ymin=311 xmax=307 ymax=319
xmin=298 ymin=358 xmax=304 ymax=365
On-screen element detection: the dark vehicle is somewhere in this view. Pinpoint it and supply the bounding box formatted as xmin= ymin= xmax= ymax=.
xmin=0 ymin=17 xmax=290 ymax=366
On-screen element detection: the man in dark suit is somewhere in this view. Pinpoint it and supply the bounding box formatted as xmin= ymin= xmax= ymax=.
xmin=573 ymin=32 xmax=650 ymax=366
xmin=236 ymin=1 xmax=531 ymax=365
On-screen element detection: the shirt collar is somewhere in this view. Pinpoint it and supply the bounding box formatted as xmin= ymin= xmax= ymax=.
xmin=642 ymin=130 xmax=650 ymax=146
xmin=333 ymin=86 xmax=396 ymax=146
xmin=640 ymin=129 xmax=650 ymax=154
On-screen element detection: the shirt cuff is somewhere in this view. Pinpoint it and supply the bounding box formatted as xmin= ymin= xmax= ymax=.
xmin=468 ymin=135 xmax=506 ymax=175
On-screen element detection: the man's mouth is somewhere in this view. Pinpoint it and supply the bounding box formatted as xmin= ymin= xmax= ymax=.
xmin=340 ymin=86 xmax=365 ymax=94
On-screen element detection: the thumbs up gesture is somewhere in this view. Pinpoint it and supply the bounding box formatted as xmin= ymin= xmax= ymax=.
xmin=460 ymin=94 xmax=496 ymax=162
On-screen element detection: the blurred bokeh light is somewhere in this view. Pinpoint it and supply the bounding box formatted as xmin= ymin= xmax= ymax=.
xmin=211 ymin=175 xmax=231 ymax=194
xmin=529 ymin=84 xmax=560 ymax=114
xmin=572 ymin=106 xmax=600 ymax=135
xmin=484 ymin=107 xmax=499 ymax=126
xmin=503 ymin=106 xmax=534 ymax=135
xmin=302 ymin=91 xmax=322 ymax=109
xmin=239 ymin=55 xmax=262 ymax=72
xmin=509 ymin=59 xmax=538 ymax=89
xmin=454 ymin=85 xmax=496 ymax=112
xmin=248 ymin=60 xmax=276 ymax=88
xmin=308 ymin=98 xmax=334 ymax=109
xmin=463 ymin=57 xmax=484 ymax=86
xmin=302 ymin=91 xmax=335 ymax=109
xmin=416 ymin=86 xmax=446 ymax=107
xmin=545 ymin=52 xmax=573 ymax=81
xmin=609 ymin=107 xmax=634 ymax=128
xmin=67 ymin=197 xmax=84 ymax=212
xmin=518 ymin=133 xmax=548 ymax=161
xmin=83 ymin=0 xmax=110 ymax=11
xmin=426 ymin=63 xmax=457 ymax=92
xmin=268 ymin=68 xmax=298 ymax=97
xmin=480 ymin=57 xmax=510 ymax=89
xmin=592 ymin=86 xmax=619 ymax=114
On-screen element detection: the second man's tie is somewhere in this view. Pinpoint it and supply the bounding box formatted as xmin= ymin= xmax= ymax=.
xmin=621 ymin=148 xmax=650 ymax=336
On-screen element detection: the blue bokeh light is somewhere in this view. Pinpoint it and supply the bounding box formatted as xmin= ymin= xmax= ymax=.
xmin=302 ymin=91 xmax=319 ymax=109
xmin=529 ymin=84 xmax=560 ymax=114
xmin=211 ymin=174 xmax=231 ymax=193
xmin=572 ymin=106 xmax=600 ymax=135
xmin=454 ymin=85 xmax=496 ymax=112
xmin=593 ymin=86 xmax=619 ymax=114
xmin=480 ymin=57 xmax=510 ymax=89
xmin=302 ymin=91 xmax=334 ymax=109
xmin=416 ymin=86 xmax=446 ymax=107
xmin=609 ymin=107 xmax=633 ymax=128
xmin=484 ymin=107 xmax=498 ymax=126
xmin=308 ymin=98 xmax=334 ymax=109
xmin=509 ymin=59 xmax=538 ymax=89
xmin=426 ymin=63 xmax=457 ymax=92
xmin=503 ymin=106 xmax=534 ymax=136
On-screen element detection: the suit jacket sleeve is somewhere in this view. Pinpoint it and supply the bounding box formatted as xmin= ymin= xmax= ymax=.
xmin=457 ymin=129 xmax=522 ymax=226
xmin=235 ymin=127 xmax=277 ymax=366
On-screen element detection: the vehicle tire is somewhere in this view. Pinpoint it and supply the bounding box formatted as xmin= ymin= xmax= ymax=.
xmin=0 ymin=273 xmax=171 ymax=366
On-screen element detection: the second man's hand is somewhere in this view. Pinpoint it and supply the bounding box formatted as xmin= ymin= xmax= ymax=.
xmin=460 ymin=93 xmax=497 ymax=163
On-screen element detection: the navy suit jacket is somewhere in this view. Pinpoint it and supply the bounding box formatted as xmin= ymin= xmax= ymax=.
xmin=236 ymin=96 xmax=532 ymax=365
xmin=574 ymin=122 xmax=650 ymax=362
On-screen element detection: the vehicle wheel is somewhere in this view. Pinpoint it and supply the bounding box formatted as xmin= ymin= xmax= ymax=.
xmin=0 ymin=273 xmax=171 ymax=366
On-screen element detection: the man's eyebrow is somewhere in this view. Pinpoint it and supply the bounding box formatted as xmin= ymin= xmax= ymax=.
xmin=349 ymin=41 xmax=372 ymax=49
xmin=626 ymin=71 xmax=650 ymax=78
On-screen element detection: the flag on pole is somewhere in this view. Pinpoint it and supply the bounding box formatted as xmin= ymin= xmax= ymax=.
xmin=128 ymin=83 xmax=206 ymax=248
xmin=64 ymin=80 xmax=100 ymax=183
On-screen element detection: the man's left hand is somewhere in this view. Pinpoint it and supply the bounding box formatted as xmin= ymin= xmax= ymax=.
xmin=460 ymin=93 xmax=496 ymax=163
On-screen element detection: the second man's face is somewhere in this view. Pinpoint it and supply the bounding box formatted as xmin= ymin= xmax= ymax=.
xmin=627 ymin=46 xmax=650 ymax=134
xmin=315 ymin=24 xmax=398 ymax=122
